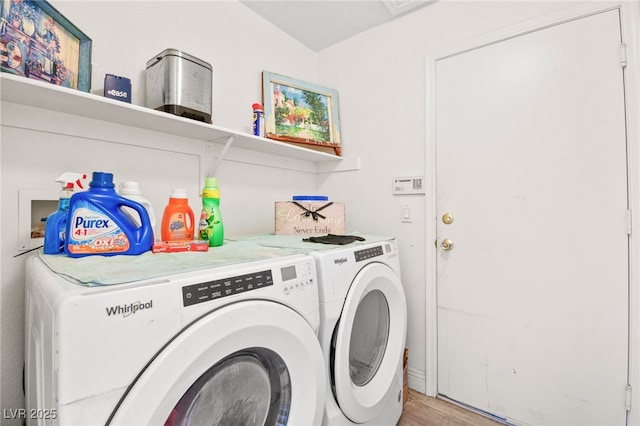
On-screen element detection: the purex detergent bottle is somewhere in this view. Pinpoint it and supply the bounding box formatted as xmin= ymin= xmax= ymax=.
xmin=65 ymin=172 xmax=154 ymax=257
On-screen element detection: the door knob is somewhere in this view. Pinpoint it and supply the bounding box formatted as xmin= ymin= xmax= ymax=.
xmin=442 ymin=213 xmax=454 ymax=225
xmin=440 ymin=239 xmax=454 ymax=251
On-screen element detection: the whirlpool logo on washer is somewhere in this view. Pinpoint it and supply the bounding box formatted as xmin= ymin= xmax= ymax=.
xmin=334 ymin=257 xmax=349 ymax=266
xmin=105 ymin=300 xmax=153 ymax=318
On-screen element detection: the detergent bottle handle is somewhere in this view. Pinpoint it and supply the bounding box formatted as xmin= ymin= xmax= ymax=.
xmin=120 ymin=199 xmax=153 ymax=241
xmin=187 ymin=209 xmax=195 ymax=230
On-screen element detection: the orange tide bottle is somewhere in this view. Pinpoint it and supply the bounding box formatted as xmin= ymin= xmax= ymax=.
xmin=161 ymin=188 xmax=195 ymax=241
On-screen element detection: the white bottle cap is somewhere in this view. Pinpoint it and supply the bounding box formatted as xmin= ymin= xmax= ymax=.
xmin=170 ymin=188 xmax=188 ymax=199
xmin=119 ymin=181 xmax=141 ymax=195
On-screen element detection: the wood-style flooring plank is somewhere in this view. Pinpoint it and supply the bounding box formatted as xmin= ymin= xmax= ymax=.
xmin=398 ymin=389 xmax=503 ymax=426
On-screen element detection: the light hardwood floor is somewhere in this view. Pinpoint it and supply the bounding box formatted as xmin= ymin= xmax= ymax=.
xmin=397 ymin=389 xmax=503 ymax=426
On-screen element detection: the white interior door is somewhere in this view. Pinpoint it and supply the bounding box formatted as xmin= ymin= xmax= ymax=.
xmin=435 ymin=9 xmax=629 ymax=425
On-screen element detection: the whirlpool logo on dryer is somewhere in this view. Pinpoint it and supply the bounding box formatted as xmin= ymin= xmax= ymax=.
xmin=105 ymin=300 xmax=153 ymax=318
xmin=334 ymin=257 xmax=349 ymax=265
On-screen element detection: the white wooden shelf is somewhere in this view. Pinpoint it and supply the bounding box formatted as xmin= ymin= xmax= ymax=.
xmin=0 ymin=73 xmax=360 ymax=172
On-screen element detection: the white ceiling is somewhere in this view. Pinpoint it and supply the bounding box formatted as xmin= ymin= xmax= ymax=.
xmin=239 ymin=0 xmax=435 ymax=52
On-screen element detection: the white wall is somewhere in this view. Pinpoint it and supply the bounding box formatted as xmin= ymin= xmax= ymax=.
xmin=315 ymin=0 xmax=581 ymax=392
xmin=1 ymin=0 xmax=320 ymax=418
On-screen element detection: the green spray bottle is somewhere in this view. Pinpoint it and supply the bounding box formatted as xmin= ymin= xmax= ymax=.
xmin=198 ymin=177 xmax=224 ymax=246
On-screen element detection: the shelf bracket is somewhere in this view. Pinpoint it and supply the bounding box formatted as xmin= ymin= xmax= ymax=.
xmin=208 ymin=134 xmax=237 ymax=176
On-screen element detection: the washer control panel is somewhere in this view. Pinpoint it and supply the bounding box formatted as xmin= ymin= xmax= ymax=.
xmin=280 ymin=260 xmax=315 ymax=295
xmin=182 ymin=270 xmax=273 ymax=307
xmin=181 ymin=259 xmax=316 ymax=307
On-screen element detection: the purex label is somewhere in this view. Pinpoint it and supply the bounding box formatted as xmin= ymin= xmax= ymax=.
xmin=67 ymin=207 xmax=130 ymax=254
xmin=70 ymin=208 xmax=118 ymax=239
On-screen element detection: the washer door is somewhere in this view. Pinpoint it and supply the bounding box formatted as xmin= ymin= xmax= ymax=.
xmin=107 ymin=300 xmax=325 ymax=425
xmin=332 ymin=262 xmax=407 ymax=423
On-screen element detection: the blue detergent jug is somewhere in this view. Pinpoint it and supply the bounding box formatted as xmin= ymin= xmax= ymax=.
xmin=65 ymin=172 xmax=154 ymax=257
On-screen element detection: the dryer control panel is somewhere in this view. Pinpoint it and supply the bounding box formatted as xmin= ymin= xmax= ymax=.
xmin=182 ymin=270 xmax=274 ymax=306
xmin=354 ymin=241 xmax=395 ymax=262
xmin=354 ymin=245 xmax=384 ymax=262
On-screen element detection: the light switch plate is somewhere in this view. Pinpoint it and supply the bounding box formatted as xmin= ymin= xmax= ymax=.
xmin=401 ymin=204 xmax=412 ymax=223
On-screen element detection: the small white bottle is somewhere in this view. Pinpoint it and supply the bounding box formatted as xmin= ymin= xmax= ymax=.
xmin=118 ymin=181 xmax=157 ymax=238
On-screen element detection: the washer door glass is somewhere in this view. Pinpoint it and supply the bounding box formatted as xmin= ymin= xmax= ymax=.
xmin=349 ymin=290 xmax=389 ymax=387
xmin=165 ymin=348 xmax=291 ymax=426
xmin=106 ymin=300 xmax=325 ymax=426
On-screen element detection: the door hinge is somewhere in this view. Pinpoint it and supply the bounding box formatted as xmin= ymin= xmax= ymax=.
xmin=627 ymin=209 xmax=632 ymax=235
xmin=620 ymin=43 xmax=628 ymax=69
xmin=626 ymin=384 xmax=632 ymax=411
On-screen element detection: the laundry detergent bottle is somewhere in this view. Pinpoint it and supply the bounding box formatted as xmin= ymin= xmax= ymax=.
xmin=118 ymin=181 xmax=157 ymax=239
xmin=161 ymin=188 xmax=195 ymax=241
xmin=198 ymin=177 xmax=224 ymax=247
xmin=65 ymin=172 xmax=154 ymax=257
xmin=43 ymin=173 xmax=87 ymax=254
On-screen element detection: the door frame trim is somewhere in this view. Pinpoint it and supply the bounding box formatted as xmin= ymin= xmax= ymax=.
xmin=424 ymin=2 xmax=640 ymax=422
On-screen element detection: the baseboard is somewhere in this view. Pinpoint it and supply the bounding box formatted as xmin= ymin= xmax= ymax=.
xmin=407 ymin=367 xmax=426 ymax=394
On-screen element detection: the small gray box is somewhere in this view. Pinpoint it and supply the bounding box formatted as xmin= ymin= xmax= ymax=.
xmin=145 ymin=49 xmax=212 ymax=123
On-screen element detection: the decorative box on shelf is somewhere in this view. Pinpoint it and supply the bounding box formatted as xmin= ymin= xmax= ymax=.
xmin=275 ymin=197 xmax=345 ymax=236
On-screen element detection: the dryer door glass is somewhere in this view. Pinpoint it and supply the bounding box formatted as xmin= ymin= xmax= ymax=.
xmin=165 ymin=347 xmax=291 ymax=426
xmin=349 ymin=289 xmax=390 ymax=386
xmin=330 ymin=262 xmax=406 ymax=424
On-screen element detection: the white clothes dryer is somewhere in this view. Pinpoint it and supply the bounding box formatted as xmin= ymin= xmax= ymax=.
xmin=313 ymin=238 xmax=407 ymax=426
xmin=25 ymin=248 xmax=326 ymax=425
xmin=233 ymin=235 xmax=408 ymax=426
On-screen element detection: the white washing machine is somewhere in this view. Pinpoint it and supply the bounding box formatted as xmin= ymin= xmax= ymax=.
xmin=24 ymin=246 xmax=326 ymax=425
xmin=233 ymin=235 xmax=407 ymax=425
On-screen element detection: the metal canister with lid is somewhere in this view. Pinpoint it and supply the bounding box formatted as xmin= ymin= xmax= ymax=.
xmin=145 ymin=49 xmax=212 ymax=123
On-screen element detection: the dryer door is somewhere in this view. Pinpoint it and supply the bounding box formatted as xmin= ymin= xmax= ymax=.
xmin=107 ymin=300 xmax=325 ymax=426
xmin=332 ymin=262 xmax=407 ymax=423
